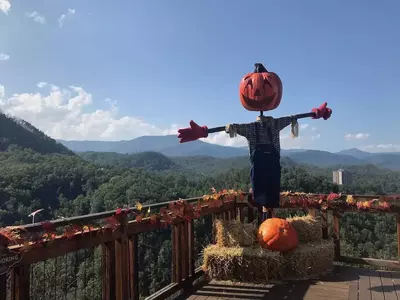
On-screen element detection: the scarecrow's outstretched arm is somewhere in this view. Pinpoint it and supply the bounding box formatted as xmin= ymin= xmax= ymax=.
xmin=209 ymin=112 xmax=315 ymax=134
xmin=177 ymin=102 xmax=332 ymax=143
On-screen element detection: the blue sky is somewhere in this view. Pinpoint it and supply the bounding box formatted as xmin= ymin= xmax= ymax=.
xmin=0 ymin=0 xmax=399 ymax=152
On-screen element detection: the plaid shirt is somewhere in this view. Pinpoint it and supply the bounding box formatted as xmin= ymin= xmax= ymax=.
xmin=228 ymin=117 xmax=293 ymax=156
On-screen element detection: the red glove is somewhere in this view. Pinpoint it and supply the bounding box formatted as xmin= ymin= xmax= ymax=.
xmin=177 ymin=120 xmax=208 ymax=143
xmin=312 ymin=102 xmax=332 ymax=120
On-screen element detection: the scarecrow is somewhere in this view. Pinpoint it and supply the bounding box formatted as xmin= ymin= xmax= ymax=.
xmin=177 ymin=63 xmax=332 ymax=221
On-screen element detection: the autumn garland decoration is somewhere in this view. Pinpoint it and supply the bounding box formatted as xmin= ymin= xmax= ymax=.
xmin=0 ymin=189 xmax=245 ymax=252
xmin=279 ymin=192 xmax=397 ymax=212
xmin=0 ymin=190 xmax=398 ymax=253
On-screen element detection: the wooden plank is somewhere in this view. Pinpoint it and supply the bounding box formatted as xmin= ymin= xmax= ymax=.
xmin=14 ymin=229 xmax=123 ymax=265
xmin=346 ymin=267 xmax=359 ymax=300
xmin=379 ymin=271 xmax=397 ymax=300
xmin=146 ymin=268 xmax=204 ymax=300
xmin=102 ymin=242 xmax=115 ymax=300
xmin=9 ymin=201 xmax=235 ymax=263
xmin=369 ymin=270 xmax=384 ymax=300
xmin=337 ymin=256 xmax=400 ymax=270
xmin=128 ymin=235 xmax=139 ymax=300
xmin=390 ymin=271 xmax=400 ymax=299
xmin=358 ymin=268 xmax=372 ymax=300
xmin=303 ymin=284 xmax=349 ymax=300
xmin=12 ymin=193 xmax=400 ymax=235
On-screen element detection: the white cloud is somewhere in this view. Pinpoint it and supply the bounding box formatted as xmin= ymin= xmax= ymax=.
xmin=58 ymin=8 xmax=75 ymax=28
xmin=0 ymin=53 xmax=9 ymax=61
xmin=361 ymin=144 xmax=400 ymax=153
xmin=300 ymin=123 xmax=309 ymax=130
xmin=204 ymin=132 xmax=248 ymax=148
xmin=26 ymin=11 xmax=46 ymax=24
xmin=311 ymin=134 xmax=321 ymax=140
xmin=311 ymin=127 xmax=317 ymax=131
xmin=0 ymin=0 xmax=10 ymax=15
xmin=344 ymin=133 xmax=370 ymax=140
xmin=0 ymin=83 xmax=177 ymax=141
xmin=36 ymin=82 xmax=48 ymax=88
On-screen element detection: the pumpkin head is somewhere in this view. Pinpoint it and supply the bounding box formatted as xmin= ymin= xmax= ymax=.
xmin=239 ymin=63 xmax=282 ymax=112
xmin=257 ymin=218 xmax=298 ymax=252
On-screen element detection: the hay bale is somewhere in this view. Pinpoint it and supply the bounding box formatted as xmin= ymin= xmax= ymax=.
xmin=202 ymin=240 xmax=335 ymax=282
xmin=214 ymin=219 xmax=255 ymax=247
xmin=287 ymin=214 xmax=322 ymax=243
xmin=202 ymin=244 xmax=285 ymax=282
xmin=282 ymin=239 xmax=335 ymax=280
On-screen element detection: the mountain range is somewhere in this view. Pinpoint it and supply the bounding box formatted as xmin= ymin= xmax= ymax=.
xmin=58 ymin=136 xmax=400 ymax=171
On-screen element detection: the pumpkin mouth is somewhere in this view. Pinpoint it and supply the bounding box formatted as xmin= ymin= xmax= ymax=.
xmin=241 ymin=93 xmax=276 ymax=110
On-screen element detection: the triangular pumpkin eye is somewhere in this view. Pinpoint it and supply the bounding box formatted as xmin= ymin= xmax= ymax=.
xmin=264 ymin=78 xmax=272 ymax=87
xmin=246 ymin=79 xmax=253 ymax=89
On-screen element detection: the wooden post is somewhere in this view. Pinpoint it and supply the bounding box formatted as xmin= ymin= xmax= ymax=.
xmin=238 ymin=206 xmax=244 ymax=223
xmin=115 ymin=215 xmax=129 ymax=300
xmin=102 ymin=242 xmax=116 ymax=300
xmin=180 ymin=222 xmax=189 ymax=281
xmin=10 ymin=265 xmax=30 ymax=300
xmin=247 ymin=207 xmax=255 ymax=224
xmin=0 ymin=274 xmax=7 ymax=300
xmin=128 ymin=235 xmax=139 ymax=300
xmin=333 ymin=211 xmax=341 ymax=260
xmin=187 ymin=220 xmax=195 ymax=277
xmin=397 ymin=214 xmax=400 ymax=261
xmin=308 ymin=209 xmax=316 ymax=217
xmin=211 ymin=214 xmax=216 ymax=244
xmin=171 ymin=223 xmax=182 ymax=283
xmin=321 ymin=210 xmax=328 ymax=239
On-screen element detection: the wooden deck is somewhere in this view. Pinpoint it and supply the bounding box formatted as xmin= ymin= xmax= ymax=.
xmin=183 ymin=266 xmax=400 ymax=300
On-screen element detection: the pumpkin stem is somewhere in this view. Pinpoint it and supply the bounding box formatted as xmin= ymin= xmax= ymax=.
xmin=254 ymin=63 xmax=268 ymax=73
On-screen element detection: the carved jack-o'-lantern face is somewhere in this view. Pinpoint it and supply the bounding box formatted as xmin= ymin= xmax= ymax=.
xmin=239 ymin=63 xmax=283 ymax=112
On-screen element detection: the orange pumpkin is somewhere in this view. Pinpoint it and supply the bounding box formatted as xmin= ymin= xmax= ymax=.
xmin=239 ymin=63 xmax=283 ymax=112
xmin=257 ymin=218 xmax=298 ymax=252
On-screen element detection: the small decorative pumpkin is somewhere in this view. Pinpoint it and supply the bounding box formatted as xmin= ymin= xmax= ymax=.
xmin=257 ymin=218 xmax=298 ymax=252
xmin=239 ymin=63 xmax=283 ymax=112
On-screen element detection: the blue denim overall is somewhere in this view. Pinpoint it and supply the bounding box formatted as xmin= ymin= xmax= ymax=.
xmin=250 ymin=123 xmax=281 ymax=220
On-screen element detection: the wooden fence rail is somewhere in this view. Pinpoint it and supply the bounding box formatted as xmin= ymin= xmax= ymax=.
xmin=1 ymin=193 xmax=400 ymax=300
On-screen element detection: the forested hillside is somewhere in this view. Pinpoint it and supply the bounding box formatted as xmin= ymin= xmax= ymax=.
xmin=0 ymin=112 xmax=74 ymax=155
xmin=78 ymin=150 xmax=400 ymax=195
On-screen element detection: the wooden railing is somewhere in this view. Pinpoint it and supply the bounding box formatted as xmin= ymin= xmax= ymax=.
xmin=1 ymin=193 xmax=400 ymax=300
